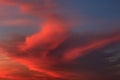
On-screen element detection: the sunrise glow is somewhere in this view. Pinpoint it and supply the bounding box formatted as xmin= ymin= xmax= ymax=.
xmin=0 ymin=0 xmax=120 ymax=80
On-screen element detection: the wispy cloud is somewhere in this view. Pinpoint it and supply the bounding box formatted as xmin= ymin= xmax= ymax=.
xmin=0 ymin=0 xmax=120 ymax=80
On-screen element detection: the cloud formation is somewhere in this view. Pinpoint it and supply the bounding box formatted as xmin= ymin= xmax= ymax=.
xmin=0 ymin=0 xmax=120 ymax=80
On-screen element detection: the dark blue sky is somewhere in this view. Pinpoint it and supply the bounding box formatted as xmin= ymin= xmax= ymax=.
xmin=0 ymin=0 xmax=120 ymax=39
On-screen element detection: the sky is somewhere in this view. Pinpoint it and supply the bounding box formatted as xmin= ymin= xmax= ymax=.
xmin=0 ymin=0 xmax=120 ymax=80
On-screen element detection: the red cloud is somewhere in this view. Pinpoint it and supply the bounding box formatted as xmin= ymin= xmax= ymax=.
xmin=0 ymin=0 xmax=120 ymax=80
xmin=0 ymin=0 xmax=56 ymax=16
xmin=62 ymin=34 xmax=120 ymax=61
xmin=1 ymin=33 xmax=120 ymax=80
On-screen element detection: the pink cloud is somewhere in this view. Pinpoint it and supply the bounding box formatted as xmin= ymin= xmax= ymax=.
xmin=0 ymin=0 xmax=120 ymax=80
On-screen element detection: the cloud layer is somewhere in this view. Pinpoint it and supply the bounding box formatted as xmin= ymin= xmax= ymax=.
xmin=0 ymin=0 xmax=120 ymax=80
